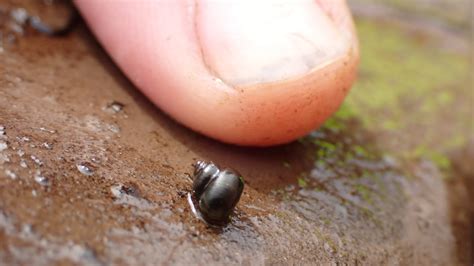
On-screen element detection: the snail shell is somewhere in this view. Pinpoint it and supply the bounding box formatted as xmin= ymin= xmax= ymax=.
xmin=192 ymin=161 xmax=244 ymax=224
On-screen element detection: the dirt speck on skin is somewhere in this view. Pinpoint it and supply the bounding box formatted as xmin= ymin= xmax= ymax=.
xmin=0 ymin=0 xmax=469 ymax=265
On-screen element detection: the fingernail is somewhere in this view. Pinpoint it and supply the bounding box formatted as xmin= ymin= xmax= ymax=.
xmin=196 ymin=0 xmax=350 ymax=86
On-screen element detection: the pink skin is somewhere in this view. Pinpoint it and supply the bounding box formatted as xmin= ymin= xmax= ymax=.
xmin=75 ymin=0 xmax=359 ymax=146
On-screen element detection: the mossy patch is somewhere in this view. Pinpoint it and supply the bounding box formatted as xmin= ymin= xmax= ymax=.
xmin=297 ymin=177 xmax=308 ymax=188
xmin=322 ymin=18 xmax=470 ymax=173
xmin=347 ymin=20 xmax=469 ymax=130
xmin=355 ymin=184 xmax=373 ymax=204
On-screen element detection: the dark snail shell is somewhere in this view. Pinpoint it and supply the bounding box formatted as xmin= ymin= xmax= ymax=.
xmin=192 ymin=161 xmax=244 ymax=225
xmin=192 ymin=161 xmax=220 ymax=199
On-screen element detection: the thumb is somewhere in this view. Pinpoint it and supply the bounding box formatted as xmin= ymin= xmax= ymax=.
xmin=75 ymin=0 xmax=359 ymax=146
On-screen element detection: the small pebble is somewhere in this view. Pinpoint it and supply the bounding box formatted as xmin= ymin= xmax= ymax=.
xmin=76 ymin=163 xmax=94 ymax=176
xmin=10 ymin=8 xmax=28 ymax=25
xmin=42 ymin=142 xmax=53 ymax=150
xmin=108 ymin=124 xmax=121 ymax=134
xmin=0 ymin=154 xmax=10 ymax=164
xmin=0 ymin=141 xmax=7 ymax=151
xmin=34 ymin=171 xmax=49 ymax=186
xmin=5 ymin=169 xmax=17 ymax=180
xmin=38 ymin=127 xmax=56 ymax=134
xmin=30 ymin=155 xmax=43 ymax=166
xmin=104 ymin=101 xmax=124 ymax=113
xmin=18 ymin=136 xmax=30 ymax=142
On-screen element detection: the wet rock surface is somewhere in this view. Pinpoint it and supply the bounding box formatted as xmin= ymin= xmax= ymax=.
xmin=0 ymin=0 xmax=472 ymax=265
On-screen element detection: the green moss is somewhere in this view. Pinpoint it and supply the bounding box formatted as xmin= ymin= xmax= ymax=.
xmin=322 ymin=117 xmax=346 ymax=133
xmin=317 ymin=149 xmax=326 ymax=159
xmin=322 ymin=102 xmax=357 ymax=134
xmin=334 ymin=103 xmax=357 ymax=120
xmin=348 ymin=20 xmax=469 ymax=132
xmin=314 ymin=140 xmax=337 ymax=151
xmin=352 ymin=21 xmax=467 ymax=115
xmin=408 ymin=145 xmax=452 ymax=171
xmin=353 ymin=145 xmax=369 ymax=157
xmin=298 ymin=178 xmax=308 ymax=188
xmin=328 ymin=18 xmax=471 ymax=174
xmin=314 ymin=140 xmax=339 ymax=160
xmin=303 ymin=18 xmax=467 ymax=187
xmin=430 ymin=152 xmax=451 ymax=171
xmin=355 ymin=184 xmax=373 ymax=204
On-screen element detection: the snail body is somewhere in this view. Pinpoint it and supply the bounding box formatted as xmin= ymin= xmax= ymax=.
xmin=192 ymin=161 xmax=244 ymax=225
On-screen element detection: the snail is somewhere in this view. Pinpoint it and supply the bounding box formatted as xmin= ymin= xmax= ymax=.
xmin=189 ymin=161 xmax=244 ymax=225
xmin=8 ymin=0 xmax=78 ymax=37
xmin=28 ymin=12 xmax=78 ymax=37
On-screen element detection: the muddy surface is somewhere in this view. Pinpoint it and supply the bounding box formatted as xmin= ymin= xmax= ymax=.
xmin=0 ymin=0 xmax=472 ymax=265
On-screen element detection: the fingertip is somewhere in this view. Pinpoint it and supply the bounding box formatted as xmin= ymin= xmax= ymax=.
xmin=76 ymin=0 xmax=359 ymax=146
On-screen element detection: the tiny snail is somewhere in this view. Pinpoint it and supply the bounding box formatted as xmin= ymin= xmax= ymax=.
xmin=28 ymin=12 xmax=78 ymax=37
xmin=10 ymin=0 xmax=78 ymax=37
xmin=191 ymin=161 xmax=244 ymax=225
